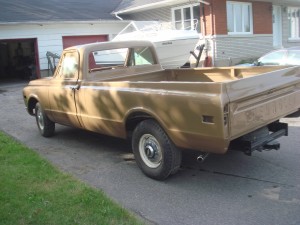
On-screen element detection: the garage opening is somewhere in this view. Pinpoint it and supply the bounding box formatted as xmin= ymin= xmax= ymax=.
xmin=62 ymin=35 xmax=108 ymax=49
xmin=0 ymin=38 xmax=40 ymax=82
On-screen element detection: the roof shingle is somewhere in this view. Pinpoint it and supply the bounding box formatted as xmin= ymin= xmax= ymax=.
xmin=0 ymin=0 xmax=123 ymax=23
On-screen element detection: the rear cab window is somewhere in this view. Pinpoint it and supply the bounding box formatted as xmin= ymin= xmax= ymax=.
xmin=89 ymin=48 xmax=128 ymax=72
xmin=128 ymin=47 xmax=156 ymax=66
xmin=88 ymin=47 xmax=157 ymax=72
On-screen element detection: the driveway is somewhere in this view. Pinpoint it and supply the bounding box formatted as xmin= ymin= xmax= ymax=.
xmin=1 ymin=81 xmax=300 ymax=225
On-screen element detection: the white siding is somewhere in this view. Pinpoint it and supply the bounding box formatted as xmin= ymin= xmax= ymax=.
xmin=126 ymin=6 xmax=171 ymax=22
xmin=0 ymin=22 xmax=128 ymax=72
xmin=211 ymin=35 xmax=273 ymax=66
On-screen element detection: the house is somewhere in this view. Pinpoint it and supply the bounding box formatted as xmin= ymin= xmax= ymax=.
xmin=0 ymin=0 xmax=128 ymax=79
xmin=1 ymin=0 xmax=300 ymax=81
xmin=113 ymin=0 xmax=300 ymax=66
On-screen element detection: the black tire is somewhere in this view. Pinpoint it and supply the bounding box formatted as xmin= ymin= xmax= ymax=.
xmin=132 ymin=119 xmax=182 ymax=180
xmin=35 ymin=102 xmax=55 ymax=137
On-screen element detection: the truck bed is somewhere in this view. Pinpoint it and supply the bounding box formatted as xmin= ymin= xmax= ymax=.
xmin=90 ymin=66 xmax=290 ymax=82
xmin=83 ymin=65 xmax=300 ymax=153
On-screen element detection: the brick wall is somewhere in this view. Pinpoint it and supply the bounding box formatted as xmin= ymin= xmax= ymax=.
xmin=252 ymin=2 xmax=273 ymax=34
xmin=204 ymin=0 xmax=273 ymax=35
xmin=202 ymin=0 xmax=228 ymax=35
xmin=212 ymin=0 xmax=228 ymax=35
xmin=202 ymin=3 xmax=213 ymax=35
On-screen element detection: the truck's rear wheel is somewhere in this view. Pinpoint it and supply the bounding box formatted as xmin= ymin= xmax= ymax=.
xmin=35 ymin=102 xmax=55 ymax=137
xmin=132 ymin=119 xmax=181 ymax=180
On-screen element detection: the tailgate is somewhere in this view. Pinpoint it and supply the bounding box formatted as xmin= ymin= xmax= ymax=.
xmin=226 ymin=66 xmax=300 ymax=140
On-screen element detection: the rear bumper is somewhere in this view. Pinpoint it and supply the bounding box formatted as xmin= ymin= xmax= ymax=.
xmin=229 ymin=121 xmax=288 ymax=155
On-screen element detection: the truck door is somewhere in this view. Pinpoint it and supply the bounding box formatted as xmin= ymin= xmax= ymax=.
xmin=48 ymin=50 xmax=82 ymax=128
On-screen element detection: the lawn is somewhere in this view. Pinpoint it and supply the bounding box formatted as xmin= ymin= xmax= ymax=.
xmin=0 ymin=131 xmax=143 ymax=225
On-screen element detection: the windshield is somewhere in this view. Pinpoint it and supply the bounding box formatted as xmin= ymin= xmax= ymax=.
xmin=258 ymin=50 xmax=286 ymax=65
xmin=286 ymin=50 xmax=300 ymax=65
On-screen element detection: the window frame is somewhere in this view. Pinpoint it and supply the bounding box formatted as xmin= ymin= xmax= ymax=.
xmin=88 ymin=46 xmax=158 ymax=73
xmin=288 ymin=7 xmax=300 ymax=40
xmin=55 ymin=50 xmax=79 ymax=80
xmin=226 ymin=1 xmax=253 ymax=35
xmin=171 ymin=3 xmax=201 ymax=32
xmin=128 ymin=47 xmax=157 ymax=66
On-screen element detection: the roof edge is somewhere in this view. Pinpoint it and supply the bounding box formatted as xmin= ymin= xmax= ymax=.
xmin=113 ymin=0 xmax=210 ymax=14
xmin=0 ymin=20 xmax=130 ymax=26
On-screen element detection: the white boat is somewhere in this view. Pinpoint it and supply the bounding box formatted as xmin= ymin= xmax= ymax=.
xmin=112 ymin=21 xmax=200 ymax=68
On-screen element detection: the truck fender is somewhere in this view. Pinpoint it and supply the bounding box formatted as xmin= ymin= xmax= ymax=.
xmin=124 ymin=108 xmax=169 ymax=137
xmin=26 ymin=94 xmax=40 ymax=116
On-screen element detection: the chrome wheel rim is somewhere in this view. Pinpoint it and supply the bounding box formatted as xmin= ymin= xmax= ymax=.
xmin=139 ymin=134 xmax=162 ymax=168
xmin=37 ymin=108 xmax=44 ymax=130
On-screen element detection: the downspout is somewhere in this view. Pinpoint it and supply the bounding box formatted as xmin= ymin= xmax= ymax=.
xmin=115 ymin=13 xmax=123 ymax=20
xmin=202 ymin=3 xmax=206 ymax=36
xmin=201 ymin=2 xmax=209 ymax=67
xmin=210 ymin=2 xmax=215 ymax=66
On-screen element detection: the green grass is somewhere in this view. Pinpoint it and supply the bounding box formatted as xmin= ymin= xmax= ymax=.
xmin=0 ymin=132 xmax=143 ymax=225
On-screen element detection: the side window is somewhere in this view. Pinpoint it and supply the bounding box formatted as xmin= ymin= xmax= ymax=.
xmin=287 ymin=50 xmax=300 ymax=65
xmin=57 ymin=51 xmax=79 ymax=79
xmin=89 ymin=48 xmax=128 ymax=72
xmin=128 ymin=47 xmax=156 ymax=66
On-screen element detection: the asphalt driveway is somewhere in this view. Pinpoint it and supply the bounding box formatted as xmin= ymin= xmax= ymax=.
xmin=1 ymin=81 xmax=300 ymax=225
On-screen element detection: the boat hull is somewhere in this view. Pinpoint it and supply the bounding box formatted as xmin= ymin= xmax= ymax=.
xmin=153 ymin=38 xmax=199 ymax=68
xmin=112 ymin=23 xmax=199 ymax=68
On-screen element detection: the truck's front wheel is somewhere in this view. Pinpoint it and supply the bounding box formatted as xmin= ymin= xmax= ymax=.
xmin=132 ymin=119 xmax=181 ymax=180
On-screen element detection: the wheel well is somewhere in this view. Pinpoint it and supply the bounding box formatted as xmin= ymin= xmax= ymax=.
xmin=125 ymin=112 xmax=153 ymax=137
xmin=28 ymin=97 xmax=38 ymax=115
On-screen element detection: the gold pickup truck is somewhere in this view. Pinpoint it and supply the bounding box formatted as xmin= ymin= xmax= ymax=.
xmin=23 ymin=41 xmax=300 ymax=180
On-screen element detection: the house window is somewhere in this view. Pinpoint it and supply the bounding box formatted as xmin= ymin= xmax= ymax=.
xmin=227 ymin=1 xmax=253 ymax=34
xmin=288 ymin=7 xmax=300 ymax=39
xmin=172 ymin=4 xmax=201 ymax=32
